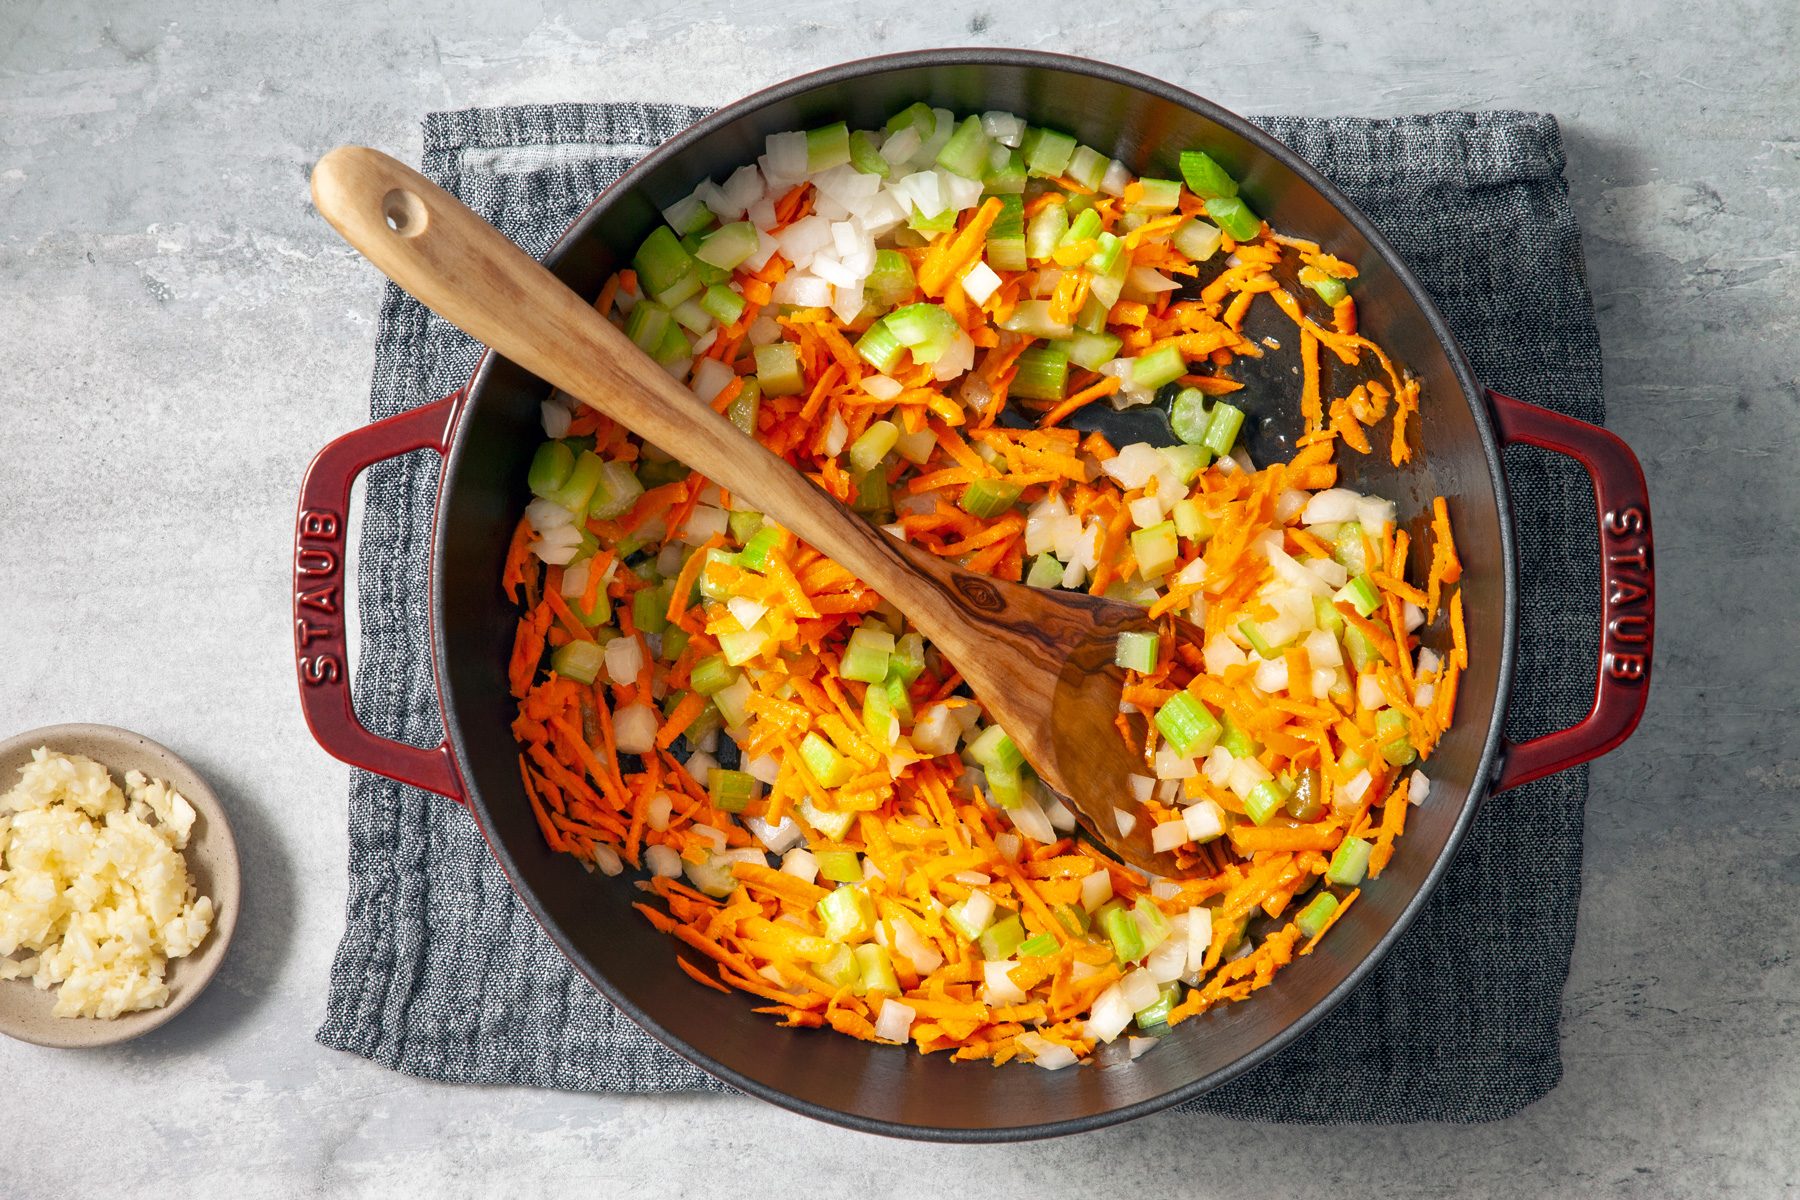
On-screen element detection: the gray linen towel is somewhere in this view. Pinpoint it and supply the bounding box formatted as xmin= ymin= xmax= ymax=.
xmin=317 ymin=102 xmax=1601 ymax=1122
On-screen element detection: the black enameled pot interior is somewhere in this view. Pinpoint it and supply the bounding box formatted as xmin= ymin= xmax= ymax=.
xmin=432 ymin=50 xmax=1514 ymax=1140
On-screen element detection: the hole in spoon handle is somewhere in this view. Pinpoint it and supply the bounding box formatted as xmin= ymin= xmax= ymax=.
xmin=382 ymin=188 xmax=428 ymax=237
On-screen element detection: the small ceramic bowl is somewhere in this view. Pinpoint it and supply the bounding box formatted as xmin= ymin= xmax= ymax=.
xmin=0 ymin=723 xmax=240 ymax=1048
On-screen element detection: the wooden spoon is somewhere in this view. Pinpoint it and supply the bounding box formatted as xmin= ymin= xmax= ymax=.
xmin=311 ymin=146 xmax=1199 ymax=878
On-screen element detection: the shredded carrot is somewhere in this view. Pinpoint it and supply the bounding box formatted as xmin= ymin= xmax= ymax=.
xmin=496 ymin=130 xmax=1462 ymax=1067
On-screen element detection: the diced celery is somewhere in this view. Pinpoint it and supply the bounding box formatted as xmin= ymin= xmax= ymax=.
xmin=1204 ymin=196 xmax=1262 ymax=242
xmin=1010 ymin=346 xmax=1069 ymax=401
xmin=708 ymin=768 xmax=757 ymax=813
xmin=659 ymin=626 xmax=689 ymax=664
xmin=1161 ymin=443 xmax=1210 ymax=484
xmin=1332 ymin=522 xmax=1369 ymax=573
xmin=528 ymin=441 xmax=576 ymax=499
xmin=1135 ymin=985 xmax=1178 ymax=1029
xmin=1202 ymin=401 xmax=1246 ymax=456
xmin=1171 ymin=387 xmax=1213 ymax=446
xmin=651 ymin=320 xmax=692 ymax=365
xmin=1378 ymin=708 xmax=1416 ymax=765
xmin=1025 ymin=202 xmax=1068 ymax=262
xmin=736 ymin=524 xmax=783 ymax=572
xmin=1101 ymin=903 xmax=1145 ymax=964
xmin=1335 ymin=575 xmax=1381 ymax=618
xmin=1131 ymin=344 xmax=1187 ymax=391
xmin=805 ymin=121 xmax=851 ymax=172
xmin=1053 ymin=902 xmax=1091 ymax=936
xmin=852 ymin=466 xmax=889 ymax=514
xmin=908 ymin=204 xmax=957 ymax=234
xmin=999 ymin=299 xmax=1074 ymax=340
xmin=547 ymin=451 xmax=605 ymax=513
xmin=1018 ymin=931 xmax=1059 ymax=958
xmin=1219 ymin=713 xmax=1262 ymax=759
xmin=695 ymin=221 xmax=759 ymax=270
xmin=977 ymin=913 xmax=1026 ymax=960
xmin=1024 ymin=128 xmax=1077 ymax=177
xmin=632 ymin=226 xmax=695 ymax=298
xmin=816 ymin=849 xmax=862 ymax=884
xmin=848 ymin=128 xmax=889 ymax=178
xmin=799 ymin=731 xmax=852 ymax=788
xmin=1085 ymin=231 xmax=1124 ymax=275
xmin=1154 ymin=691 xmax=1223 ymax=757
xmin=889 ymin=632 xmax=926 ymax=682
xmin=1130 ymin=520 xmax=1180 ymax=579
xmin=624 ymin=300 xmax=671 ymax=354
xmin=1238 ymin=619 xmax=1283 ymax=660
xmin=1299 ymin=264 xmax=1350 ymax=305
xmin=885 ymin=101 xmax=935 ymax=137
xmin=1172 ymin=498 xmax=1214 ymax=540
xmin=1134 ymin=897 xmax=1171 ymax=951
xmin=816 ymin=884 xmax=875 ymax=941
xmin=717 ymin=627 xmax=765 ymax=666
xmin=1326 ymin=837 xmax=1373 ymax=886
xmin=1060 ymin=206 xmax=1103 ymax=248
xmin=670 ymin=296 xmax=714 ymax=335
xmin=1029 ymin=554 xmax=1065 ymax=590
xmin=854 ymin=943 xmax=899 ymax=996
xmin=632 ymin=583 xmax=670 ymax=634
xmin=689 ymin=654 xmax=740 ymax=697
xmin=1115 ymin=630 xmax=1160 ymax=673
xmin=755 ymin=342 xmax=805 ymax=396
xmin=1344 ymin=624 xmax=1384 ymax=671
xmin=727 ymin=509 xmax=764 ymax=545
xmin=959 ymin=478 xmax=1022 ymax=519
xmin=588 ymin=460 xmax=644 ymax=520
xmin=816 ymin=942 xmax=859 ymax=989
xmin=1172 ymin=217 xmax=1224 ymax=262
xmin=1178 ymin=150 xmax=1239 ymax=200
xmin=727 ymin=377 xmax=761 ymax=436
xmin=551 ymin=640 xmax=604 ymax=685
xmin=1244 ymin=779 xmax=1289 ymax=826
xmin=1294 ymin=891 xmax=1340 ymax=940
xmin=1066 ymin=145 xmax=1108 ymax=190
xmin=571 ymin=576 xmax=611 ymax=627
xmin=1313 ymin=592 xmax=1346 ymax=635
xmin=864 ymin=249 xmax=916 ymax=309
xmin=1060 ymin=330 xmax=1122 ymax=371
xmin=885 ymin=302 xmax=957 ymax=361
xmin=985 ymin=147 xmax=1027 ymax=195
xmin=693 ymin=284 xmax=743 ymax=329
xmin=946 ymin=892 xmax=995 ymax=940
xmin=986 ymin=192 xmax=1027 ymax=271
xmin=840 ymin=624 xmax=896 ymax=684
xmin=855 ymin=319 xmax=905 ymax=374
xmin=1129 ymin=178 xmax=1182 ymax=213
xmin=849 ymin=420 xmax=900 ymax=474
xmin=936 ymin=115 xmax=992 ymax=179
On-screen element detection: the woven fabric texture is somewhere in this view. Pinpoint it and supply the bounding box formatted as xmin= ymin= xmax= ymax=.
xmin=317 ymin=102 xmax=1601 ymax=1123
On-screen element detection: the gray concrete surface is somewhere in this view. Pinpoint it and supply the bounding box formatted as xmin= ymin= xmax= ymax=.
xmin=1 ymin=1 xmax=1794 ymax=1195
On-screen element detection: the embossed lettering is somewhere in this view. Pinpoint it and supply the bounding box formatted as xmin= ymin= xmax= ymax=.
xmin=298 ymin=585 xmax=340 ymax=615
xmin=1608 ymin=614 xmax=1650 ymax=644
xmin=300 ymin=508 xmax=342 ymax=541
xmin=1609 ymin=578 xmax=1648 ymax=606
xmin=301 ymin=654 xmax=342 ymax=685
xmin=1606 ymin=654 xmax=1646 ymax=682
xmin=1607 ymin=547 xmax=1650 ymax=571
xmin=296 ymin=546 xmax=338 ymax=576
xmin=295 ymin=616 xmax=334 ymax=647
xmin=1604 ymin=507 xmax=1645 ymax=537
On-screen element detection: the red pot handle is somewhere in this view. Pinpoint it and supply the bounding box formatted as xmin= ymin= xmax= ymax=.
xmin=294 ymin=392 xmax=467 ymax=802
xmin=1488 ymin=389 xmax=1654 ymax=790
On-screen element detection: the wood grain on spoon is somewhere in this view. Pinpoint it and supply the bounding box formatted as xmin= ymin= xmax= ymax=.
xmin=309 ymin=145 xmax=1200 ymax=878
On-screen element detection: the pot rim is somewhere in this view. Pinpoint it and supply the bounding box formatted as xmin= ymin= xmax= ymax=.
xmin=433 ymin=47 xmax=1518 ymax=1141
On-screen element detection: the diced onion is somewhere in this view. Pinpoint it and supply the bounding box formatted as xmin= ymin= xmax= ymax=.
xmin=874 ymin=999 xmax=916 ymax=1043
xmin=613 ymin=703 xmax=658 ymax=755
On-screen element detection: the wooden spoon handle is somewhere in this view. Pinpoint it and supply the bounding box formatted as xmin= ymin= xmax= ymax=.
xmin=309 ymin=146 xmax=982 ymax=645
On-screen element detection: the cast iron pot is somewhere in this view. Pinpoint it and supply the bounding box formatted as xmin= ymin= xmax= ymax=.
xmin=293 ymin=50 xmax=1655 ymax=1140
